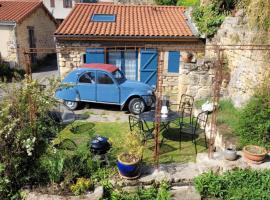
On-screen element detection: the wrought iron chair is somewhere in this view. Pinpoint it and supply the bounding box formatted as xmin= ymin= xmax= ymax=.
xmin=179 ymin=111 xmax=209 ymax=154
xmin=170 ymin=94 xmax=194 ymax=126
xmin=128 ymin=115 xmax=154 ymax=143
xmin=48 ymin=102 xmax=77 ymax=132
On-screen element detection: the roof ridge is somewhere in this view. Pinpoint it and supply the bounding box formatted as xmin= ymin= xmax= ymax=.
xmin=74 ymin=3 xmax=186 ymax=9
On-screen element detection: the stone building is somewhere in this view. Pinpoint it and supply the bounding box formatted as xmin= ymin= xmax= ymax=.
xmin=42 ymin=0 xmax=154 ymax=22
xmin=54 ymin=3 xmax=204 ymax=103
xmin=0 ymin=0 xmax=58 ymax=69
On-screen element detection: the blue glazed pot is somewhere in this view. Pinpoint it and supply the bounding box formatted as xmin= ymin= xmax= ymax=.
xmin=117 ymin=153 xmax=141 ymax=179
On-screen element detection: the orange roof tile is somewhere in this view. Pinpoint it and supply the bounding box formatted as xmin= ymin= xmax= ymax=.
xmin=55 ymin=3 xmax=195 ymax=38
xmin=0 ymin=0 xmax=42 ymax=23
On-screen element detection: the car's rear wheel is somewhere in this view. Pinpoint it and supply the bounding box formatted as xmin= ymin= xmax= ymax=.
xmin=64 ymin=100 xmax=78 ymax=110
xmin=128 ymin=98 xmax=145 ymax=115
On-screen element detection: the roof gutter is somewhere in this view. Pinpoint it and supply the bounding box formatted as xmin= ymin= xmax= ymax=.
xmin=54 ymin=34 xmax=202 ymax=42
xmin=0 ymin=21 xmax=16 ymax=26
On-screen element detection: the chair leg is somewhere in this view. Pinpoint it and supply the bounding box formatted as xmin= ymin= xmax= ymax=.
xmin=193 ymin=134 xmax=198 ymax=154
xmin=179 ymin=131 xmax=182 ymax=150
xmin=204 ymin=132 xmax=208 ymax=148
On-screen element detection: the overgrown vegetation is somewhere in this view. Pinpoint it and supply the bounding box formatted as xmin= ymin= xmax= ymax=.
xmin=0 ymin=77 xmax=59 ymax=198
xmin=192 ymin=3 xmax=227 ymax=37
xmin=0 ymin=63 xmax=24 ymax=82
xmin=154 ymin=0 xmax=177 ymax=5
xmin=235 ymin=75 xmax=270 ymax=149
xmin=102 ymin=181 xmax=170 ymax=200
xmin=177 ymin=0 xmax=199 ymax=6
xmin=194 ymin=169 xmax=270 ymax=200
xmin=244 ymin=0 xmax=270 ymax=33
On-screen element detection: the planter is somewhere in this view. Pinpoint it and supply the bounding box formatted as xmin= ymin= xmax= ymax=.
xmin=243 ymin=145 xmax=267 ymax=163
xmin=182 ymin=52 xmax=193 ymax=63
xmin=224 ymin=147 xmax=238 ymax=161
xmin=117 ymin=153 xmax=142 ymax=179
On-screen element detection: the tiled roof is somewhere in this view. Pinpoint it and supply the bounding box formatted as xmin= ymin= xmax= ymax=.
xmin=55 ymin=3 xmax=195 ymax=38
xmin=0 ymin=0 xmax=42 ymax=23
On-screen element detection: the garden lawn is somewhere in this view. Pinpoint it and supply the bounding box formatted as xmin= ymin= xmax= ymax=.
xmin=55 ymin=121 xmax=207 ymax=164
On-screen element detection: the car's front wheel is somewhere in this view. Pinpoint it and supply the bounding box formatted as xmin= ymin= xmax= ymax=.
xmin=128 ymin=98 xmax=145 ymax=115
xmin=64 ymin=100 xmax=78 ymax=110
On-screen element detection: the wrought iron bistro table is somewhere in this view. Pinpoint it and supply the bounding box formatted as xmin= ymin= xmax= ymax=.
xmin=139 ymin=110 xmax=181 ymax=135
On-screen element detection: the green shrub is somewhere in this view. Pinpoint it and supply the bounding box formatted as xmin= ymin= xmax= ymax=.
xmin=39 ymin=149 xmax=65 ymax=183
xmin=39 ymin=148 xmax=101 ymax=186
xmin=0 ymin=63 xmax=24 ymax=82
xmin=194 ymin=169 xmax=270 ymax=200
xmin=234 ymin=77 xmax=270 ymax=149
xmin=177 ymin=0 xmax=199 ymax=6
xmin=103 ymin=181 xmax=170 ymax=200
xmin=192 ymin=4 xmax=226 ymax=37
xmin=70 ymin=178 xmax=93 ymax=195
xmin=0 ymin=77 xmax=59 ymax=197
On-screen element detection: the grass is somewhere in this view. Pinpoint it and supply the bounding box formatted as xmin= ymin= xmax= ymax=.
xmin=55 ymin=121 xmax=207 ymax=165
xmin=177 ymin=0 xmax=199 ymax=6
xmin=195 ymin=99 xmax=241 ymax=147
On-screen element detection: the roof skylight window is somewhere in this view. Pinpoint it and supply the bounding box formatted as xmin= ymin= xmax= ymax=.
xmin=91 ymin=14 xmax=116 ymax=22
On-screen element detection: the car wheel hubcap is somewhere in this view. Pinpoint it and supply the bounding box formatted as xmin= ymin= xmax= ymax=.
xmin=133 ymin=102 xmax=143 ymax=113
xmin=66 ymin=101 xmax=76 ymax=108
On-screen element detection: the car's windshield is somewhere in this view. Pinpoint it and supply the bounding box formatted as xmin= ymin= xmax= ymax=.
xmin=112 ymin=69 xmax=126 ymax=84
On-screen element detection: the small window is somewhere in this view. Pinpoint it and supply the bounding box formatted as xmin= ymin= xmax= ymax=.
xmin=79 ymin=72 xmax=96 ymax=84
xmin=63 ymin=0 xmax=72 ymax=8
xmin=97 ymin=72 xmax=114 ymax=84
xmin=168 ymin=51 xmax=180 ymax=73
xmin=91 ymin=14 xmax=116 ymax=22
xmin=50 ymin=0 xmax=55 ymax=7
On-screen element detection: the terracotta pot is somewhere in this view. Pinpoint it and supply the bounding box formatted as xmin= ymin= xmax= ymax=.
xmin=182 ymin=52 xmax=193 ymax=63
xmin=243 ymin=145 xmax=267 ymax=162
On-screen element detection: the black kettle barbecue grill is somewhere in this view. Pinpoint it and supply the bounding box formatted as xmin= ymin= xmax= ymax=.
xmin=89 ymin=135 xmax=111 ymax=166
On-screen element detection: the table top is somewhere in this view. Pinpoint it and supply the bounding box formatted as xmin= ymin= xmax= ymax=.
xmin=139 ymin=110 xmax=180 ymax=123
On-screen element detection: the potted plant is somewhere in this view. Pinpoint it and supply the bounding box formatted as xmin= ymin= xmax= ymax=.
xmin=182 ymin=52 xmax=193 ymax=63
xmin=117 ymin=131 xmax=144 ymax=179
xmin=243 ymin=145 xmax=267 ymax=163
xmin=223 ymin=145 xmax=237 ymax=161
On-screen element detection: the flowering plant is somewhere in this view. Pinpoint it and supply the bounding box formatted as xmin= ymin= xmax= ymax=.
xmin=0 ymin=76 xmax=60 ymax=197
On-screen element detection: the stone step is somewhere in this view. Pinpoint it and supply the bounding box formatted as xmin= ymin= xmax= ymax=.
xmin=169 ymin=186 xmax=201 ymax=200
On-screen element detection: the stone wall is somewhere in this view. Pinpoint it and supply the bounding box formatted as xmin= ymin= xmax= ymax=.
xmin=207 ymin=10 xmax=270 ymax=107
xmin=16 ymin=7 xmax=57 ymax=69
xmin=176 ymin=60 xmax=214 ymax=104
xmin=0 ymin=25 xmax=18 ymax=68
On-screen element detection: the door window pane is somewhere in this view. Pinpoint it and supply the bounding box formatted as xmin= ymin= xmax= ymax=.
xmin=124 ymin=51 xmax=136 ymax=80
xmin=108 ymin=51 xmax=122 ymax=69
xmin=97 ymin=72 xmax=114 ymax=84
xmin=79 ymin=72 xmax=95 ymax=83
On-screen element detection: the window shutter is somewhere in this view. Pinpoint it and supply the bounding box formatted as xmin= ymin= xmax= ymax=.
xmin=86 ymin=48 xmax=105 ymax=64
xmin=168 ymin=51 xmax=180 ymax=73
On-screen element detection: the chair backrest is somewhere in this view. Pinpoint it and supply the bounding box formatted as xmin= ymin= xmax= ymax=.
xmin=128 ymin=115 xmax=143 ymax=132
xmin=178 ymin=94 xmax=194 ymax=123
xmin=194 ymin=111 xmax=209 ymax=131
xmin=179 ymin=94 xmax=194 ymax=111
xmin=48 ymin=102 xmax=76 ymax=125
